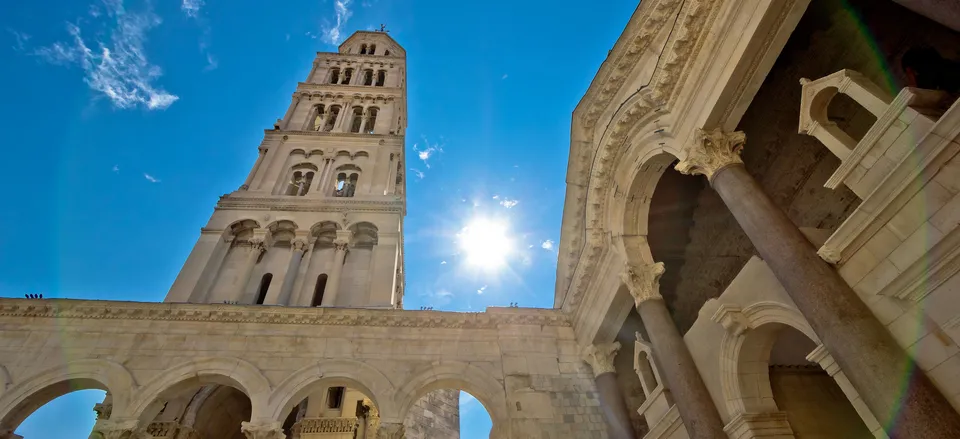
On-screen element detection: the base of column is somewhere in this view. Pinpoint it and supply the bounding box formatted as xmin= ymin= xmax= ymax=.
xmin=724 ymin=412 xmax=795 ymax=439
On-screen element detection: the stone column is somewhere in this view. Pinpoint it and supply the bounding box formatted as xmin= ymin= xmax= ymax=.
xmin=240 ymin=149 xmax=266 ymax=191
xmin=622 ymin=262 xmax=726 ymax=438
xmin=676 ymin=128 xmax=960 ymax=438
xmin=277 ymin=239 xmax=308 ymax=305
xmin=322 ymin=235 xmax=351 ymax=307
xmin=235 ymin=239 xmax=266 ymax=303
xmin=292 ymin=238 xmax=319 ymax=306
xmin=580 ymin=342 xmax=638 ymax=439
xmin=240 ymin=421 xmax=284 ymax=439
xmin=376 ymin=423 xmax=404 ymax=439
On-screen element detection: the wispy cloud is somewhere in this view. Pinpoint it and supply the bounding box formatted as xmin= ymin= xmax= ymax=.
xmin=143 ymin=173 xmax=160 ymax=183
xmin=181 ymin=0 xmax=204 ymax=18
xmin=112 ymin=164 xmax=120 ymax=173
xmin=499 ymin=198 xmax=519 ymax=208
xmin=410 ymin=168 xmax=425 ymax=180
xmin=541 ymin=240 xmax=555 ymax=250
xmin=501 ymin=74 xmax=508 ymax=80
xmin=477 ymin=285 xmax=487 ymax=295
xmin=8 ymin=28 xmax=30 ymax=51
xmin=321 ymin=0 xmax=353 ymax=45
xmin=203 ymin=53 xmax=218 ymax=71
xmin=413 ymin=136 xmax=444 ymax=168
xmin=33 ymin=1 xmax=178 ymax=110
xmin=440 ymin=260 xmax=447 ymax=265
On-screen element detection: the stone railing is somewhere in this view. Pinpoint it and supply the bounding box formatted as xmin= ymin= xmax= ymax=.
xmin=295 ymin=417 xmax=358 ymax=433
xmin=145 ymin=421 xmax=179 ymax=437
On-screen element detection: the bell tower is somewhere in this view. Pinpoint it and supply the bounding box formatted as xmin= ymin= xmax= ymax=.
xmin=164 ymin=30 xmax=407 ymax=310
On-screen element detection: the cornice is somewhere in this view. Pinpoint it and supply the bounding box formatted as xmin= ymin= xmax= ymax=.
xmin=314 ymin=56 xmax=405 ymax=67
xmin=263 ymin=130 xmax=403 ymax=140
xmin=0 ymin=299 xmax=572 ymax=329
xmin=296 ymin=82 xmax=403 ymax=95
xmin=216 ymin=196 xmax=404 ymax=213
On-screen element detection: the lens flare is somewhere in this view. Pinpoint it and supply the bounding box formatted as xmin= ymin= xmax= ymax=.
xmin=457 ymin=218 xmax=513 ymax=269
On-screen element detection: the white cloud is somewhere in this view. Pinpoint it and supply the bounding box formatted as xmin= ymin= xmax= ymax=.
xmin=409 ymin=168 xmax=425 ymax=180
xmin=499 ymin=198 xmax=519 ymax=208
xmin=8 ymin=28 xmax=31 ymax=51
xmin=541 ymin=240 xmax=555 ymax=251
xmin=413 ymin=136 xmax=444 ymax=169
xmin=143 ymin=173 xmax=160 ymax=183
xmin=181 ymin=0 xmax=204 ymax=18
xmin=477 ymin=285 xmax=487 ymax=295
xmin=34 ymin=2 xmax=178 ymax=110
xmin=112 ymin=164 xmax=120 ymax=172
xmin=203 ymin=53 xmax=218 ymax=71
xmin=440 ymin=261 xmax=447 ymax=265
xmin=501 ymin=74 xmax=508 ymax=80
xmin=321 ymin=0 xmax=353 ymax=45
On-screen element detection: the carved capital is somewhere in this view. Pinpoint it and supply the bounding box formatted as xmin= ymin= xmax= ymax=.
xmin=92 ymin=420 xmax=151 ymax=439
xmin=581 ymin=342 xmax=621 ymax=377
xmin=291 ymin=239 xmax=308 ymax=253
xmin=249 ymin=239 xmax=266 ymax=254
xmin=240 ymin=421 xmax=285 ymax=439
xmin=817 ymin=245 xmax=842 ymax=264
xmin=377 ymin=423 xmax=405 ymax=439
xmin=621 ymin=262 xmax=665 ymax=308
xmin=94 ymin=402 xmax=113 ymax=420
xmin=333 ymin=239 xmax=350 ymax=252
xmin=676 ymin=128 xmax=746 ymax=182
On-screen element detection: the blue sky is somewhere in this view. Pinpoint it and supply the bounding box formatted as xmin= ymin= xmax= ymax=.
xmin=1 ymin=0 xmax=636 ymax=436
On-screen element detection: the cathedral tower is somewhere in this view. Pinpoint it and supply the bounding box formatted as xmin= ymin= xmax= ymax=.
xmin=165 ymin=30 xmax=407 ymax=310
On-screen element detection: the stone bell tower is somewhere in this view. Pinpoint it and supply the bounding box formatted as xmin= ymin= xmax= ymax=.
xmin=164 ymin=30 xmax=407 ymax=310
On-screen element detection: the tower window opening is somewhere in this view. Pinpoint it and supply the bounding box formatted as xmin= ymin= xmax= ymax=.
xmin=327 ymin=387 xmax=345 ymax=409
xmin=350 ymin=106 xmax=364 ymax=133
xmin=323 ymin=105 xmax=341 ymax=132
xmin=328 ymin=68 xmax=340 ymax=84
xmin=363 ymin=69 xmax=374 ymax=86
xmin=334 ymin=172 xmax=358 ymax=198
xmin=359 ymin=44 xmax=367 ymax=55
xmin=375 ymin=70 xmax=386 ymax=87
xmin=312 ymin=274 xmax=328 ymax=307
xmin=384 ymin=50 xmax=390 ymax=56
xmin=255 ymin=273 xmax=273 ymax=305
xmin=341 ymin=68 xmax=353 ymax=85
xmin=312 ymin=104 xmax=326 ymax=131
xmin=364 ymin=107 xmax=378 ymax=134
xmin=368 ymin=44 xmax=376 ymax=55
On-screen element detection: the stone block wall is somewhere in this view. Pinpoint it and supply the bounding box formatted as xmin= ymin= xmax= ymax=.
xmin=404 ymin=389 xmax=460 ymax=439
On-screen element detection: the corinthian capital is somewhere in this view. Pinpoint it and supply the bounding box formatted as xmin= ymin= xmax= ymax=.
xmin=249 ymin=239 xmax=266 ymax=254
xmin=676 ymin=128 xmax=746 ymax=182
xmin=291 ymin=239 xmax=308 ymax=253
xmin=377 ymin=423 xmax=405 ymax=439
xmin=333 ymin=239 xmax=350 ymax=252
xmin=240 ymin=422 xmax=285 ymax=439
xmin=581 ymin=342 xmax=621 ymax=376
xmin=621 ymin=261 xmax=666 ymax=308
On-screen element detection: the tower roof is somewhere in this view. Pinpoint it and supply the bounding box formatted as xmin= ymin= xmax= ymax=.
xmin=339 ymin=30 xmax=405 ymax=57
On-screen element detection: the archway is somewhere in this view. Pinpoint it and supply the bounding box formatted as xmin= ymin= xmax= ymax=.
xmin=403 ymin=389 xmax=493 ymax=439
xmin=11 ymin=390 xmax=105 ymax=438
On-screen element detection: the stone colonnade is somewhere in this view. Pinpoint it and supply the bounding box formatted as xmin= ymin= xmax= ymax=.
xmin=596 ymin=128 xmax=960 ymax=438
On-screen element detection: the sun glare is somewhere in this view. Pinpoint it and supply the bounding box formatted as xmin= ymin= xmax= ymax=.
xmin=458 ymin=218 xmax=514 ymax=269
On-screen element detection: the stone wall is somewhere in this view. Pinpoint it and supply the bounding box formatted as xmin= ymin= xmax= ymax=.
xmin=404 ymin=389 xmax=460 ymax=439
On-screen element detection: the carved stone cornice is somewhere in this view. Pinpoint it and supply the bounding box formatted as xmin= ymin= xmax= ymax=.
xmin=581 ymin=342 xmax=621 ymax=377
xmin=296 ymin=81 xmax=402 ymax=94
xmin=621 ymin=262 xmax=666 ymax=307
xmin=676 ymin=128 xmax=746 ymax=182
xmin=240 ymin=422 xmax=285 ymax=439
xmin=215 ymin=195 xmax=404 ymax=214
xmin=0 ymin=299 xmax=572 ymax=329
xmin=262 ymin=129 xmax=402 ymax=140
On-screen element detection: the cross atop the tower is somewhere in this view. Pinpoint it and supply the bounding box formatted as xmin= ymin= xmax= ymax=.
xmin=378 ymin=24 xmax=390 ymax=33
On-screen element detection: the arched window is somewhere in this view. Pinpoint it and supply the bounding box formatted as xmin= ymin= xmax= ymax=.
xmin=285 ymin=167 xmax=316 ymax=196
xmin=384 ymin=50 xmax=390 ymax=56
xmin=368 ymin=44 xmax=376 ymax=55
xmin=323 ymin=105 xmax=341 ymax=132
xmin=328 ymin=68 xmax=340 ymax=84
xmin=255 ymin=273 xmax=272 ymax=305
xmin=311 ymin=104 xmax=326 ymax=131
xmin=364 ymin=107 xmax=378 ymax=134
xmin=334 ymin=168 xmax=360 ymax=197
xmin=312 ymin=274 xmax=328 ymax=306
xmin=341 ymin=68 xmax=354 ymax=85
xmin=375 ymin=70 xmax=386 ymax=87
xmin=349 ymin=106 xmax=364 ymax=133
xmin=362 ymin=69 xmax=374 ymax=86
xmin=359 ymin=44 xmax=367 ymax=55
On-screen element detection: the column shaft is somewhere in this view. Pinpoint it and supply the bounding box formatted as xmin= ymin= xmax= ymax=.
xmin=323 ymin=243 xmax=348 ymax=307
xmin=712 ymin=163 xmax=960 ymax=438
xmin=637 ymin=299 xmax=726 ymax=438
xmin=235 ymin=241 xmax=264 ymax=303
xmin=277 ymin=242 xmax=307 ymax=305
xmin=594 ymin=372 xmax=638 ymax=439
xmin=293 ymin=242 xmax=317 ymax=306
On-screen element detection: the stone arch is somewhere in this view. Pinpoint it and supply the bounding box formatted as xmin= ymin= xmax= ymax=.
xmin=395 ymin=362 xmax=508 ymax=429
xmin=129 ymin=357 xmax=271 ymax=423
xmin=265 ymin=359 xmax=399 ymax=422
xmin=0 ymin=365 xmax=10 ymax=399
xmin=224 ymin=219 xmax=262 ymax=240
xmin=0 ymin=359 xmax=136 ymax=429
xmin=714 ymin=301 xmax=820 ymax=417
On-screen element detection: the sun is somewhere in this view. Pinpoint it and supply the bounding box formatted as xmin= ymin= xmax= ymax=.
xmin=457 ymin=218 xmax=514 ymax=270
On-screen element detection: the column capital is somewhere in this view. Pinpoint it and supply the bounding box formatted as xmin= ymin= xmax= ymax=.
xmin=676 ymin=128 xmax=746 ymax=182
xmin=621 ymin=261 xmax=666 ymax=307
xmin=249 ymin=239 xmax=266 ymax=254
xmin=240 ymin=421 xmax=285 ymax=439
xmin=377 ymin=422 xmax=405 ymax=439
xmin=92 ymin=419 xmax=151 ymax=439
xmin=581 ymin=342 xmax=621 ymax=377
xmin=333 ymin=239 xmax=350 ymax=252
xmin=291 ymin=239 xmax=308 ymax=253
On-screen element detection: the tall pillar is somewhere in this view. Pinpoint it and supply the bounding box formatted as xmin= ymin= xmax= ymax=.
xmin=235 ymin=239 xmax=266 ymax=303
xmin=580 ymin=342 xmax=638 ymax=439
xmin=322 ymin=233 xmax=351 ymax=307
xmin=292 ymin=238 xmax=319 ymax=306
xmin=622 ymin=262 xmax=726 ymax=438
xmin=240 ymin=421 xmax=285 ymax=439
xmin=276 ymin=238 xmax=308 ymax=305
xmin=240 ymin=149 xmax=267 ymax=191
xmin=676 ymin=128 xmax=960 ymax=438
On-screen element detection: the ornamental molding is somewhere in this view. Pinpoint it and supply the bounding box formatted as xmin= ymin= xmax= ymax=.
xmin=263 ymin=130 xmax=403 ymax=140
xmin=297 ymin=82 xmax=402 ymax=93
xmin=581 ymin=342 xmax=621 ymax=376
xmin=216 ymin=196 xmax=404 ymax=213
xmin=296 ymin=417 xmax=358 ymax=434
xmin=621 ymin=262 xmax=666 ymax=307
xmin=294 ymin=89 xmax=399 ymax=103
xmin=314 ymin=56 xmax=403 ymax=67
xmin=0 ymin=299 xmax=573 ymax=329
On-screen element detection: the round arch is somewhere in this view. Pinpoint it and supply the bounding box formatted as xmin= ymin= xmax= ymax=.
xmin=128 ymin=357 xmax=271 ymax=422
xmin=0 ymin=359 xmax=135 ymax=429
xmin=716 ymin=301 xmax=820 ymax=417
xmin=395 ymin=362 xmax=508 ymax=428
xmin=265 ymin=359 xmax=399 ymax=422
